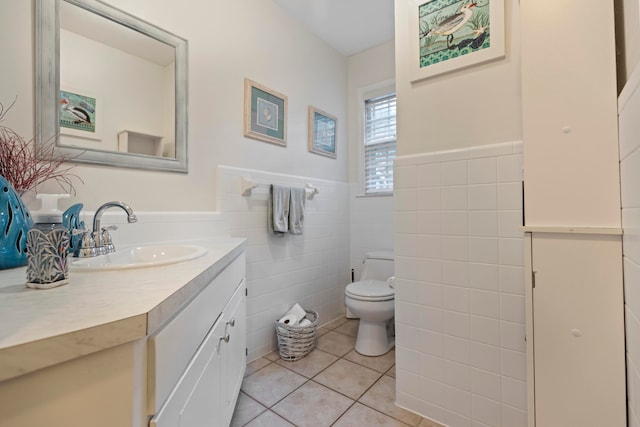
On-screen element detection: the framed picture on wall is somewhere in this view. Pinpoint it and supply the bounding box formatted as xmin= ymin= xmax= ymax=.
xmin=59 ymin=87 xmax=102 ymax=141
xmin=308 ymin=106 xmax=337 ymax=159
xmin=408 ymin=0 xmax=505 ymax=82
xmin=243 ymin=79 xmax=287 ymax=146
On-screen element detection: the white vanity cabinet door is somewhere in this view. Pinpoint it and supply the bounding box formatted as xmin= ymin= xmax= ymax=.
xmin=220 ymin=279 xmax=247 ymax=425
xmin=150 ymin=270 xmax=247 ymax=427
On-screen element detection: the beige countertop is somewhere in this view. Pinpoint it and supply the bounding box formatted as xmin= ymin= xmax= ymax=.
xmin=0 ymin=237 xmax=246 ymax=382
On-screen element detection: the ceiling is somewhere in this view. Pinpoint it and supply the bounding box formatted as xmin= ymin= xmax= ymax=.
xmin=272 ymin=0 xmax=395 ymax=57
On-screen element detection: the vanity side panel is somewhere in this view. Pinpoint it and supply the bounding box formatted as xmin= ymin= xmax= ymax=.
xmin=0 ymin=340 xmax=147 ymax=427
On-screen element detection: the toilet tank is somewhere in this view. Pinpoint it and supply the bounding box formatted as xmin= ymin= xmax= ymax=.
xmin=360 ymin=250 xmax=394 ymax=281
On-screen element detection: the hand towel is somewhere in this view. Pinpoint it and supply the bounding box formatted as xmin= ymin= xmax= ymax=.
xmin=289 ymin=187 xmax=306 ymax=235
xmin=268 ymin=185 xmax=290 ymax=235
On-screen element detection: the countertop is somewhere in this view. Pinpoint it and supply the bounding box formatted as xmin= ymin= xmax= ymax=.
xmin=0 ymin=237 xmax=246 ymax=382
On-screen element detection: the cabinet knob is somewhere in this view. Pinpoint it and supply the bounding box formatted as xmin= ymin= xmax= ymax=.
xmin=227 ymin=318 xmax=236 ymax=327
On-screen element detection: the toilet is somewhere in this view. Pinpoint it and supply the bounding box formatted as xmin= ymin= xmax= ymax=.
xmin=344 ymin=250 xmax=395 ymax=356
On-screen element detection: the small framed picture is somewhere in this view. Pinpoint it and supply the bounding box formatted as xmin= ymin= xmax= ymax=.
xmin=308 ymin=106 xmax=337 ymax=159
xmin=244 ymin=79 xmax=287 ymax=146
xmin=59 ymin=87 xmax=102 ymax=141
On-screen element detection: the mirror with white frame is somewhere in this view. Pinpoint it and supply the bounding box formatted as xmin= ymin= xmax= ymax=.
xmin=35 ymin=0 xmax=188 ymax=172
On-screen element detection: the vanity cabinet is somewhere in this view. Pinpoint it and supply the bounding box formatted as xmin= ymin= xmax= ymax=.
xmin=0 ymin=245 xmax=246 ymax=427
xmin=150 ymin=278 xmax=246 ymax=427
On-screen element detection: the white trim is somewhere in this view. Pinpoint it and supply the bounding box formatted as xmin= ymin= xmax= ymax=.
xmin=523 ymin=226 xmax=623 ymax=235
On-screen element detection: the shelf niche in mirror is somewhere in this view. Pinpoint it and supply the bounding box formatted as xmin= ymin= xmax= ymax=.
xmin=35 ymin=0 xmax=188 ymax=172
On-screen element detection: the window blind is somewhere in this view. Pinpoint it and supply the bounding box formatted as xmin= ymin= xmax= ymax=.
xmin=364 ymin=94 xmax=396 ymax=194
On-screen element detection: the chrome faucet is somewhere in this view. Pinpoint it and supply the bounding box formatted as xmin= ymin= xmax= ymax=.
xmin=75 ymin=201 xmax=137 ymax=257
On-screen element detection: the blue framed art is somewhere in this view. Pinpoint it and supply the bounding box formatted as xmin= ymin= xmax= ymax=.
xmin=244 ymin=79 xmax=287 ymax=146
xmin=308 ymin=106 xmax=337 ymax=159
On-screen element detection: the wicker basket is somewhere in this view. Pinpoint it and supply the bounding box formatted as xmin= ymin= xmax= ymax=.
xmin=275 ymin=310 xmax=319 ymax=361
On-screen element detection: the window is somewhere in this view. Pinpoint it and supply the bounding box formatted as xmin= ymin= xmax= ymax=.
xmin=364 ymin=93 xmax=396 ymax=194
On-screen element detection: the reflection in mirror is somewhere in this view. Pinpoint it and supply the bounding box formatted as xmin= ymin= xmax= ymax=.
xmin=36 ymin=0 xmax=188 ymax=172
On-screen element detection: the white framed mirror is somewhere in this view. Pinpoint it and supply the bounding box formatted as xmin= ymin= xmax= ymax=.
xmin=35 ymin=0 xmax=188 ymax=172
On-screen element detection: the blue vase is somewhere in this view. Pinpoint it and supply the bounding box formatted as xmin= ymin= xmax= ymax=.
xmin=0 ymin=176 xmax=35 ymax=269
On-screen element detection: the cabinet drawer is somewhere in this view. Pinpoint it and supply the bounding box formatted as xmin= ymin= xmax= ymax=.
xmin=148 ymin=252 xmax=245 ymax=413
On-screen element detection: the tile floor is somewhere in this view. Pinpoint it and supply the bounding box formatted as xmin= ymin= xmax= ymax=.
xmin=231 ymin=317 xmax=444 ymax=427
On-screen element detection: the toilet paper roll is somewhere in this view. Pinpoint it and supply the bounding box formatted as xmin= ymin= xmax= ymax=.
xmin=298 ymin=319 xmax=312 ymax=327
xmin=278 ymin=314 xmax=299 ymax=325
xmin=285 ymin=303 xmax=306 ymax=321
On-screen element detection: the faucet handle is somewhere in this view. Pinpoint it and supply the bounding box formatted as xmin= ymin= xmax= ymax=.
xmin=101 ymin=227 xmax=116 ymax=254
xmin=74 ymin=230 xmax=98 ymax=258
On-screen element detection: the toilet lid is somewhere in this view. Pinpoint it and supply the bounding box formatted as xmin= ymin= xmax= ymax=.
xmin=346 ymin=280 xmax=394 ymax=301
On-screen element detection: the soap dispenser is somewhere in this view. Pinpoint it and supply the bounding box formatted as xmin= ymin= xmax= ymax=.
xmin=26 ymin=194 xmax=71 ymax=289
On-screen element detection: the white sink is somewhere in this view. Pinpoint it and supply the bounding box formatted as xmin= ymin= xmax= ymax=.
xmin=70 ymin=244 xmax=208 ymax=271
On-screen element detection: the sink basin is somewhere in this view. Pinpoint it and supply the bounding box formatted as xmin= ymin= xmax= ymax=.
xmin=70 ymin=244 xmax=208 ymax=271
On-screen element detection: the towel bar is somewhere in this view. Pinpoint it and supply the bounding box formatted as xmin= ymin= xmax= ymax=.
xmin=240 ymin=176 xmax=319 ymax=200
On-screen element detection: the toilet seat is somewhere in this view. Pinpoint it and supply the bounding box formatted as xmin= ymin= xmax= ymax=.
xmin=346 ymin=280 xmax=394 ymax=301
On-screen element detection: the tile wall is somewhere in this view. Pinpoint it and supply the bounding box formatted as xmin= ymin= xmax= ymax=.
xmin=618 ymin=71 xmax=640 ymax=427
xmin=349 ymin=186 xmax=394 ymax=281
xmin=393 ymin=142 xmax=527 ymax=427
xmin=217 ymin=166 xmax=351 ymax=360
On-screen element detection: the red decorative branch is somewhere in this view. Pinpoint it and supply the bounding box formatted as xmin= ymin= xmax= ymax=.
xmin=0 ymin=99 xmax=83 ymax=195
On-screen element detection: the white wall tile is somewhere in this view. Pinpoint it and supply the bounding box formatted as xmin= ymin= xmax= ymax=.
xmin=470 ymin=367 xmax=502 ymax=402
xmin=395 ymin=165 xmax=418 ymax=189
xmin=397 ymin=346 xmax=422 ymax=375
xmin=418 ymin=187 xmax=442 ymax=211
xmin=471 ymin=395 xmax=501 ymax=427
xmin=442 ymin=160 xmax=468 ymax=186
xmin=469 ymin=238 xmax=499 ymax=264
xmin=443 ymin=285 xmax=470 ymax=313
xmin=501 ymin=294 xmax=526 ymax=324
xmin=468 ymin=157 xmax=497 ymax=184
xmin=500 ymin=321 xmax=526 ymax=352
xmin=443 ymin=186 xmax=469 ymax=210
xmin=470 ymin=290 xmax=500 ymax=319
xmin=418 ymin=163 xmax=442 ymax=187
xmin=444 ymin=359 xmax=471 ymax=390
xmin=501 ymin=377 xmax=527 ymax=411
xmin=444 ymin=335 xmax=471 ymax=365
xmin=443 ymin=211 xmax=469 ymax=236
xmin=418 ymin=259 xmax=443 ymax=283
xmin=469 ymin=211 xmax=498 ymax=237
xmin=444 ymin=310 xmax=471 ymax=339
xmin=468 ymin=185 xmax=498 ymax=210
xmin=499 ymin=238 xmax=524 ymax=267
xmin=497 ymin=182 xmax=523 ymax=211
xmin=501 ymin=348 xmax=527 ymax=381
xmin=469 ymin=263 xmax=500 ymax=292
xmin=443 ymin=236 xmax=469 ymax=261
xmin=470 ymin=341 xmax=501 ymax=374
xmin=500 ymin=266 xmax=525 ymax=295
xmin=470 ymin=315 xmax=501 ymax=346
xmin=443 ymin=260 xmax=469 ymax=287
xmin=417 ymin=234 xmax=443 ymax=259
xmin=395 ymin=211 xmax=417 ymax=234
xmin=394 ymin=146 xmax=526 ymax=426
xmin=497 ymin=154 xmax=523 ymax=183
xmin=445 ymin=385 xmax=472 ymax=418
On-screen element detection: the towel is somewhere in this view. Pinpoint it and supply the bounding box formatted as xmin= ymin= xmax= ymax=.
xmin=268 ymin=185 xmax=290 ymax=235
xmin=289 ymin=187 xmax=306 ymax=235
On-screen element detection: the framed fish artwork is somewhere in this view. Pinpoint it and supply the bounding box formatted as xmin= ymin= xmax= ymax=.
xmin=408 ymin=0 xmax=505 ymax=82
xmin=308 ymin=106 xmax=337 ymax=159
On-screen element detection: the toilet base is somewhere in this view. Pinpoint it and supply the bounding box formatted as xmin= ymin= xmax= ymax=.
xmin=355 ymin=319 xmax=395 ymax=356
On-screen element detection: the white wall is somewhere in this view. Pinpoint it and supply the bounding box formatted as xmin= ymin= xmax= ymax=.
xmin=347 ymin=41 xmax=396 ymax=278
xmin=217 ymin=165 xmax=350 ymax=360
xmin=0 ymin=1 xmax=348 ymax=212
xmin=394 ymin=0 xmax=522 ymax=155
xmin=618 ymin=66 xmax=640 ymax=427
xmin=394 ymin=142 xmax=526 ymax=427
